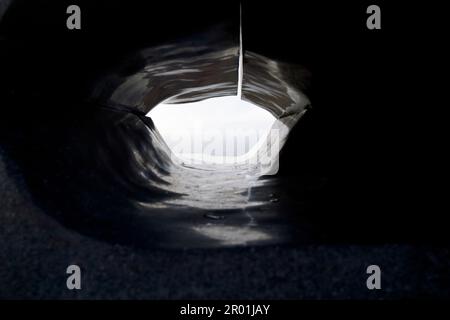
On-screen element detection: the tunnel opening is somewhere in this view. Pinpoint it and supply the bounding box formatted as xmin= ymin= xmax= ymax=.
xmin=147 ymin=95 xmax=277 ymax=168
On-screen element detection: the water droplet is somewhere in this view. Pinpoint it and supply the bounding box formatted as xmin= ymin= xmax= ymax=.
xmin=204 ymin=213 xmax=225 ymax=220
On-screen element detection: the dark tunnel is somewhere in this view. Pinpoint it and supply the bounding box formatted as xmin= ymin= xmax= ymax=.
xmin=0 ymin=0 xmax=447 ymax=249
xmin=0 ymin=0 xmax=449 ymax=300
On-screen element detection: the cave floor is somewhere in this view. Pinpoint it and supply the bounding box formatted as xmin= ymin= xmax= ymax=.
xmin=1 ymin=149 xmax=449 ymax=299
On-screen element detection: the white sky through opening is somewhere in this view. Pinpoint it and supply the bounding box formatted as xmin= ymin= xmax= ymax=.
xmin=147 ymin=96 xmax=276 ymax=164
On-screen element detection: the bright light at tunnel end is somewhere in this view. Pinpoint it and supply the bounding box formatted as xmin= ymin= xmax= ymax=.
xmin=147 ymin=96 xmax=284 ymax=175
